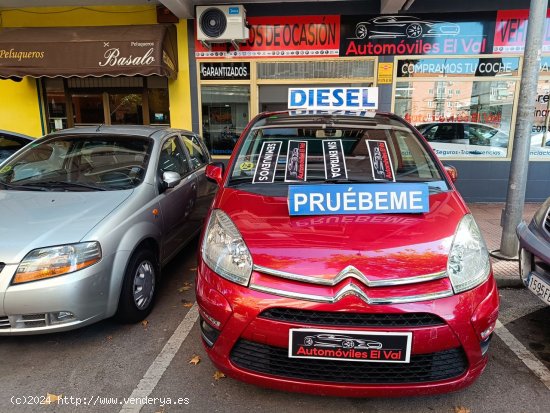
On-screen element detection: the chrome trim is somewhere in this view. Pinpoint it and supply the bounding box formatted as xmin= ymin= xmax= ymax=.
xmin=253 ymin=264 xmax=447 ymax=287
xmin=249 ymin=282 xmax=454 ymax=305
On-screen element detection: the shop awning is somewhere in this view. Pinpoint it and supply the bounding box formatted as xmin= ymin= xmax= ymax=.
xmin=0 ymin=24 xmax=178 ymax=79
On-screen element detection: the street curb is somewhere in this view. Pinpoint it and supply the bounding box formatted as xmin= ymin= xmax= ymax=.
xmin=495 ymin=276 xmax=525 ymax=289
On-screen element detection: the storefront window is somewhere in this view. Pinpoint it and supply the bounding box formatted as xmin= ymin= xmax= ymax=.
xmin=531 ymin=75 xmax=550 ymax=158
xmin=201 ymin=85 xmax=250 ymax=155
xmin=109 ymin=93 xmax=143 ymax=125
xmin=44 ymin=78 xmax=69 ymax=132
xmin=44 ymin=76 xmax=169 ymax=131
xmin=394 ymin=57 xmax=519 ymax=158
xmin=149 ymin=89 xmax=170 ymax=125
xmin=72 ymin=93 xmax=104 ymax=125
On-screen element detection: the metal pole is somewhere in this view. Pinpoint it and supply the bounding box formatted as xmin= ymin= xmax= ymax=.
xmin=499 ymin=0 xmax=548 ymax=258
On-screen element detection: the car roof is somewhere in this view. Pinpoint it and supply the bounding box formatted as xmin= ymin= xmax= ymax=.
xmin=49 ymin=125 xmax=195 ymax=141
xmin=0 ymin=129 xmax=34 ymax=141
xmin=252 ymin=111 xmax=410 ymax=129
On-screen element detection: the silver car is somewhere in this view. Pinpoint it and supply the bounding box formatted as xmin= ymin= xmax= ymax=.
xmin=0 ymin=125 xmax=216 ymax=334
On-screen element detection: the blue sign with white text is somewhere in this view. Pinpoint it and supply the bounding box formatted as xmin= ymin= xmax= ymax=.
xmin=288 ymin=183 xmax=429 ymax=216
xmin=288 ymin=87 xmax=378 ymax=111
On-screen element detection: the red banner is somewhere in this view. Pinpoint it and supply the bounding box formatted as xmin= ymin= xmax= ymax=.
xmin=195 ymin=15 xmax=340 ymax=58
xmin=493 ymin=9 xmax=550 ymax=53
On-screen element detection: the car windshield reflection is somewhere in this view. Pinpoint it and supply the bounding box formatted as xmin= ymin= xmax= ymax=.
xmin=0 ymin=135 xmax=151 ymax=191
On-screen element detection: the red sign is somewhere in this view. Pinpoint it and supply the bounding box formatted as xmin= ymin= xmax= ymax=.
xmin=195 ymin=15 xmax=340 ymax=58
xmin=493 ymin=9 xmax=550 ymax=53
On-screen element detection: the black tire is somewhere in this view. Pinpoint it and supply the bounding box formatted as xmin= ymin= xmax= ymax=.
xmin=115 ymin=248 xmax=158 ymax=323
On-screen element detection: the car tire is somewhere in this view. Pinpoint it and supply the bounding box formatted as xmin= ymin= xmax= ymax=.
xmin=304 ymin=337 xmax=314 ymax=346
xmin=406 ymin=23 xmax=423 ymax=38
xmin=115 ymin=248 xmax=158 ymax=323
xmin=355 ymin=24 xmax=368 ymax=39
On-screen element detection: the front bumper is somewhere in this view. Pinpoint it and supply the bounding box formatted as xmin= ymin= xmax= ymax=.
xmin=196 ymin=260 xmax=499 ymax=397
xmin=0 ymin=253 xmax=120 ymax=335
xmin=517 ymin=220 xmax=550 ymax=304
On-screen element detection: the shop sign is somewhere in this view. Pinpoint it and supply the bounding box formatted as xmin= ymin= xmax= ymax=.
xmin=199 ymin=62 xmax=250 ymax=80
xmin=493 ymin=9 xmax=550 ymax=53
xmin=377 ymin=62 xmax=393 ymax=84
xmin=339 ymin=13 xmax=496 ymax=57
xmin=540 ymin=56 xmax=550 ymax=73
xmin=396 ymin=57 xmax=520 ymax=77
xmin=195 ymin=15 xmax=340 ymax=58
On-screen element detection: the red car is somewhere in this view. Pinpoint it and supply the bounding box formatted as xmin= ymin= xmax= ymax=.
xmin=196 ymin=110 xmax=499 ymax=397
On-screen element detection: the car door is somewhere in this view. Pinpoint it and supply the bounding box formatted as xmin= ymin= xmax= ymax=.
xmin=180 ymin=133 xmax=217 ymax=231
xmin=156 ymin=134 xmax=198 ymax=262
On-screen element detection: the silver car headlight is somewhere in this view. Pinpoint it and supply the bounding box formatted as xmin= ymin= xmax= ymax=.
xmin=201 ymin=209 xmax=253 ymax=286
xmin=447 ymin=214 xmax=490 ymax=293
xmin=13 ymin=242 xmax=102 ymax=284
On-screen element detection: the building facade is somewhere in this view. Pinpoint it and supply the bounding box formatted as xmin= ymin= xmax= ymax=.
xmin=1 ymin=1 xmax=549 ymax=201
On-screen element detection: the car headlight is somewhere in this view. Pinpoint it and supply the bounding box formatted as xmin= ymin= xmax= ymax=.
xmin=447 ymin=214 xmax=490 ymax=293
xmin=532 ymin=198 xmax=550 ymax=227
xmin=12 ymin=242 xmax=102 ymax=284
xmin=201 ymin=209 xmax=253 ymax=286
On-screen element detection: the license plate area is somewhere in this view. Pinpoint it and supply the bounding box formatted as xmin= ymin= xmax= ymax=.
xmin=528 ymin=273 xmax=550 ymax=305
xmin=289 ymin=328 xmax=412 ymax=363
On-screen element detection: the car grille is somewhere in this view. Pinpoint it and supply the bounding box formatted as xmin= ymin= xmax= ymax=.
xmin=259 ymin=308 xmax=445 ymax=327
xmin=19 ymin=314 xmax=47 ymax=328
xmin=230 ymin=340 xmax=468 ymax=384
xmin=0 ymin=316 xmax=10 ymax=330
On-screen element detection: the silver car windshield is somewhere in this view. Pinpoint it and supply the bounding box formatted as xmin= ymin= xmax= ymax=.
xmin=229 ymin=116 xmax=447 ymax=195
xmin=0 ymin=135 xmax=151 ymax=191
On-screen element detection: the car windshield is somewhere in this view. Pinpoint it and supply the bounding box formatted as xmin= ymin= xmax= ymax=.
xmin=229 ymin=113 xmax=447 ymax=196
xmin=0 ymin=134 xmax=152 ymax=191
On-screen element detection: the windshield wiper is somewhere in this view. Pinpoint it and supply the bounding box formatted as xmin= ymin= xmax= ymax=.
xmin=0 ymin=181 xmax=50 ymax=191
xmin=22 ymin=181 xmax=107 ymax=191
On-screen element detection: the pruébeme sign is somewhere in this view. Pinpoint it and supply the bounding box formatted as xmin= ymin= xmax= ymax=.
xmin=288 ymin=183 xmax=429 ymax=216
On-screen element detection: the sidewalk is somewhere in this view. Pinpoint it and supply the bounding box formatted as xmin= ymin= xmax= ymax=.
xmin=468 ymin=202 xmax=542 ymax=288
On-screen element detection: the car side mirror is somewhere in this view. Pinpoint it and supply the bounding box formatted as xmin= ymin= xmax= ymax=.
xmin=206 ymin=162 xmax=224 ymax=186
xmin=162 ymin=171 xmax=182 ymax=189
xmin=443 ymin=164 xmax=458 ymax=183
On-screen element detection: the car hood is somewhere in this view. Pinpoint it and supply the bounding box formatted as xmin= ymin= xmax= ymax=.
xmin=215 ymin=188 xmax=468 ymax=281
xmin=0 ymin=190 xmax=132 ymax=262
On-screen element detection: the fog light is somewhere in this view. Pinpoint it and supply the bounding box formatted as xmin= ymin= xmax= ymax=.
xmin=480 ymin=322 xmax=495 ymax=340
xmin=200 ymin=316 xmax=220 ymax=347
xmin=199 ymin=308 xmax=221 ymax=328
xmin=480 ymin=334 xmax=493 ymax=356
xmin=49 ymin=311 xmax=76 ymax=325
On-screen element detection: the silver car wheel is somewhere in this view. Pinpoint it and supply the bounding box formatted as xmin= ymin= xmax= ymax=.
xmin=133 ymin=260 xmax=155 ymax=310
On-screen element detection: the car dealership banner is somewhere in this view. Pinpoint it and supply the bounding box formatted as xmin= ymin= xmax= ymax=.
xmin=195 ymin=11 xmax=550 ymax=58
xmin=195 ymin=15 xmax=340 ymax=58
xmin=493 ymin=9 xmax=550 ymax=53
xmin=339 ymin=13 xmax=496 ymax=57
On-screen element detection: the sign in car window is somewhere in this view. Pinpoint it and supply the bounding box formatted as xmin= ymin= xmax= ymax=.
xmin=288 ymin=183 xmax=429 ymax=216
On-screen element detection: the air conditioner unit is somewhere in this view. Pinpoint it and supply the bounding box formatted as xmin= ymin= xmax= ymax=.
xmin=196 ymin=5 xmax=249 ymax=44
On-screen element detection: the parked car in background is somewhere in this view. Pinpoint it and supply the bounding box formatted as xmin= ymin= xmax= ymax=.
xmin=0 ymin=130 xmax=33 ymax=164
xmin=0 ymin=126 xmax=216 ymax=334
xmin=416 ymin=122 xmax=509 ymax=148
xmin=517 ymin=198 xmax=550 ymax=306
xmin=196 ymin=109 xmax=499 ymax=397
